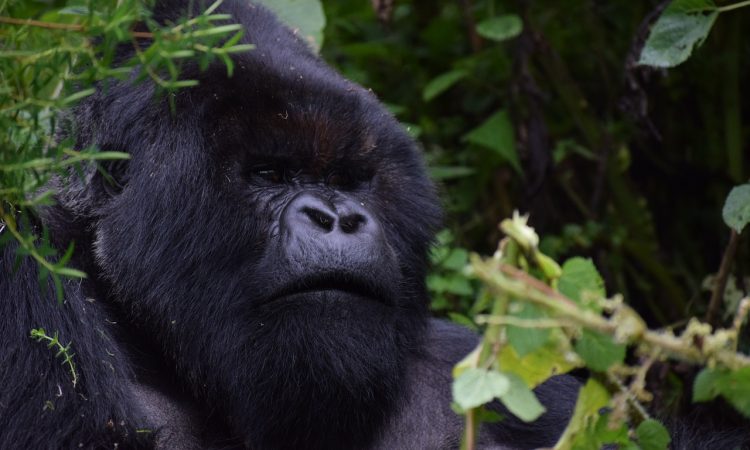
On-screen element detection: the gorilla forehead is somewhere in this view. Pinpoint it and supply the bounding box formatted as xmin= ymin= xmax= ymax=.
xmin=198 ymin=57 xmax=413 ymax=178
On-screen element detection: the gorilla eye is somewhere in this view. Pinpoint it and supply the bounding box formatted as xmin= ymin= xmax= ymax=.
xmin=249 ymin=164 xmax=284 ymax=184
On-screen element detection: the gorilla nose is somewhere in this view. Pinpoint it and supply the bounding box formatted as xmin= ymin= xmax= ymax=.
xmin=289 ymin=193 xmax=375 ymax=237
xmin=282 ymin=192 xmax=383 ymax=259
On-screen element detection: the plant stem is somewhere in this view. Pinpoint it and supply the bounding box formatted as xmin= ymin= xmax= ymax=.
xmin=717 ymin=0 xmax=750 ymax=12
xmin=0 ymin=16 xmax=152 ymax=38
xmin=706 ymin=229 xmax=740 ymax=326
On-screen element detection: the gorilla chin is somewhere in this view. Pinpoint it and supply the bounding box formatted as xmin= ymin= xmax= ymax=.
xmin=237 ymin=291 xmax=425 ymax=450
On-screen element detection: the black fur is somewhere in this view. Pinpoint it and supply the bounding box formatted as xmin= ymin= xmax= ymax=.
xmin=0 ymin=2 xmax=580 ymax=449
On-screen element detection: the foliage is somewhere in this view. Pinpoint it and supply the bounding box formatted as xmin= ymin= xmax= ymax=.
xmin=638 ymin=0 xmax=750 ymax=68
xmin=0 ymin=0 xmax=252 ymax=301
xmin=454 ymin=214 xmax=749 ymax=449
xmin=30 ymin=327 xmax=78 ymax=387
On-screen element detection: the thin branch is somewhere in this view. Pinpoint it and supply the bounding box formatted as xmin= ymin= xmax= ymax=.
xmin=0 ymin=16 xmax=152 ymax=38
xmin=706 ymin=229 xmax=740 ymax=326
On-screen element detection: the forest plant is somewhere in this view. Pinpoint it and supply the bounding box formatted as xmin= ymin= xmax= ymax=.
xmin=0 ymin=0 xmax=253 ymax=301
xmin=453 ymin=212 xmax=750 ymax=449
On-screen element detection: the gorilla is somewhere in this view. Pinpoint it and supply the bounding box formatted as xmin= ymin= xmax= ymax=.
xmin=1 ymin=1 xmax=584 ymax=448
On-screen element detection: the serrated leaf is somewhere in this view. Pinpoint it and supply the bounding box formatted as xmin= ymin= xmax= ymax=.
xmin=722 ymin=184 xmax=750 ymax=233
xmin=636 ymin=419 xmax=671 ymax=450
xmin=637 ymin=0 xmax=718 ymax=68
xmin=498 ymin=373 xmax=546 ymax=422
xmin=452 ymin=368 xmax=510 ymax=410
xmin=558 ymin=257 xmax=605 ymax=310
xmin=463 ymin=110 xmax=520 ymax=173
xmin=574 ymin=330 xmax=625 ymax=372
xmin=422 ymin=70 xmax=467 ymax=102
xmin=476 ymin=15 xmax=523 ymax=42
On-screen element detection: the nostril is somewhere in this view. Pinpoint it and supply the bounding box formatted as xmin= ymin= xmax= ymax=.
xmin=302 ymin=207 xmax=335 ymax=232
xmin=339 ymin=214 xmax=366 ymax=234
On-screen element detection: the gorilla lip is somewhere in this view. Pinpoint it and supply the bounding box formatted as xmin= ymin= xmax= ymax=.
xmin=267 ymin=273 xmax=389 ymax=305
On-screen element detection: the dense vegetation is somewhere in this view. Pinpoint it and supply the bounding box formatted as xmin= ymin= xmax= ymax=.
xmin=2 ymin=0 xmax=749 ymax=448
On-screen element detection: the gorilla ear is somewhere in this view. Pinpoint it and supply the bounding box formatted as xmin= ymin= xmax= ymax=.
xmin=98 ymin=158 xmax=129 ymax=197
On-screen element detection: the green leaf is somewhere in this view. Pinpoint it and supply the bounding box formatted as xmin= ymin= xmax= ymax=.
xmin=636 ymin=419 xmax=671 ymax=450
xmin=574 ymin=330 xmax=625 ymax=372
xmin=558 ymin=257 xmax=605 ymax=310
xmin=422 ymin=70 xmax=467 ymax=102
xmin=452 ymin=368 xmax=510 ymax=410
xmin=498 ymin=340 xmax=580 ymax=388
xmin=694 ymin=367 xmax=750 ymax=417
xmin=256 ymin=0 xmax=326 ymax=52
xmin=638 ymin=0 xmax=718 ymax=68
xmin=55 ymin=267 xmax=87 ymax=279
xmin=498 ymin=373 xmax=546 ymax=422
xmin=476 ymin=15 xmax=523 ymax=42
xmin=463 ymin=110 xmax=520 ymax=173
xmin=554 ymin=378 xmax=612 ymax=450
xmin=507 ymin=303 xmax=550 ymax=357
xmin=443 ymin=248 xmax=469 ymax=271
xmin=722 ymin=184 xmax=750 ymax=233
xmin=444 ymin=275 xmax=473 ymax=296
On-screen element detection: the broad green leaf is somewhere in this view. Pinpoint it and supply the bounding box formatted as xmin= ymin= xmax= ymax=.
xmin=637 ymin=419 xmax=671 ymax=450
xmin=558 ymin=257 xmax=605 ymax=310
xmin=463 ymin=110 xmax=520 ymax=173
xmin=452 ymin=368 xmax=510 ymax=410
xmin=574 ymin=330 xmax=625 ymax=372
xmin=638 ymin=0 xmax=718 ymax=68
xmin=722 ymin=184 xmax=750 ymax=233
xmin=553 ymin=378 xmax=611 ymax=450
xmin=476 ymin=15 xmax=523 ymax=42
xmin=498 ymin=373 xmax=546 ymax=422
xmin=507 ymin=303 xmax=550 ymax=357
xmin=694 ymin=367 xmax=750 ymax=417
xmin=498 ymin=340 xmax=580 ymax=388
xmin=422 ymin=70 xmax=467 ymax=101
xmin=256 ymin=0 xmax=326 ymax=52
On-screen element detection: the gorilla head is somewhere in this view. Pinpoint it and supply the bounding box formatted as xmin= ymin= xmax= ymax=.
xmin=55 ymin=1 xmax=440 ymax=448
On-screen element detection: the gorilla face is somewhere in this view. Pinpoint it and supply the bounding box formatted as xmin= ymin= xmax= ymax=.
xmin=73 ymin=8 xmax=442 ymax=447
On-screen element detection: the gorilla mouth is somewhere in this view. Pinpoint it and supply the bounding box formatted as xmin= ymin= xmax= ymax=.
xmin=269 ymin=273 xmax=389 ymax=305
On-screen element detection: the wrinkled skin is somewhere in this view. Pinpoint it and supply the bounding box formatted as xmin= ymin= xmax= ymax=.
xmin=0 ymin=2 xmax=585 ymax=449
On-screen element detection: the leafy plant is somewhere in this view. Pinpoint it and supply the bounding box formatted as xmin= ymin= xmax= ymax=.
xmin=453 ymin=213 xmax=750 ymax=449
xmin=0 ymin=0 xmax=253 ymax=300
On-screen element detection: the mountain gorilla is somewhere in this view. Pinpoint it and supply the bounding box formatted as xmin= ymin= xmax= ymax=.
xmin=0 ymin=1 xmax=581 ymax=448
